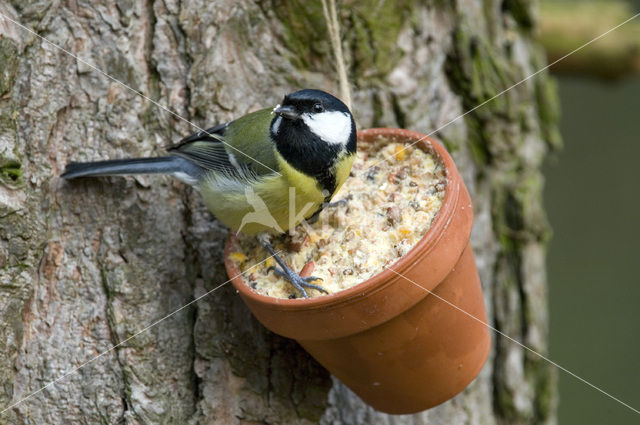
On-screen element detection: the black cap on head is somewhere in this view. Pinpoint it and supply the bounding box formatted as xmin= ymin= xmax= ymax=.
xmin=282 ymin=89 xmax=351 ymax=114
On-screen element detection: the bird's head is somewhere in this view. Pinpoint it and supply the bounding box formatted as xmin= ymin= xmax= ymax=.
xmin=270 ymin=89 xmax=356 ymax=156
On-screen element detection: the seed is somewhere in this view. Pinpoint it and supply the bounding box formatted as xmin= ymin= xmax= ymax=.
xmin=399 ymin=227 xmax=412 ymax=237
xmin=300 ymin=261 xmax=315 ymax=277
xmin=366 ymin=166 xmax=380 ymax=181
xmin=387 ymin=206 xmax=401 ymax=225
xmin=394 ymin=145 xmax=406 ymax=161
xmin=229 ymin=252 xmax=247 ymax=263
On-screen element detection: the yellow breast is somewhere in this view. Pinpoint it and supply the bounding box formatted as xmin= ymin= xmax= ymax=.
xmin=201 ymin=151 xmax=355 ymax=235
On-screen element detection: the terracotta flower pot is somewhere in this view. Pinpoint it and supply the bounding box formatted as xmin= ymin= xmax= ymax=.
xmin=224 ymin=128 xmax=490 ymax=414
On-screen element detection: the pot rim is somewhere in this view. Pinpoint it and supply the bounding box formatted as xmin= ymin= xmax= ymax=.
xmin=225 ymin=127 xmax=467 ymax=311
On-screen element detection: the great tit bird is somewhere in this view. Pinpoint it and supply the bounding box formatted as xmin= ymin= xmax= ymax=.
xmin=62 ymin=89 xmax=357 ymax=297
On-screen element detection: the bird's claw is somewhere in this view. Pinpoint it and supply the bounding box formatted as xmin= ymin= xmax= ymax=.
xmin=272 ymin=267 xmax=328 ymax=298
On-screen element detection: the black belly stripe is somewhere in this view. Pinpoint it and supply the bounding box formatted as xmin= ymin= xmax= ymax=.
xmin=319 ymin=172 xmax=337 ymax=202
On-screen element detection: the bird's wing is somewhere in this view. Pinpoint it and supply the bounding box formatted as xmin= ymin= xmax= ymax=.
xmin=169 ymin=139 xmax=243 ymax=174
xmin=167 ymin=109 xmax=279 ymax=177
xmin=168 ymin=122 xmax=230 ymax=148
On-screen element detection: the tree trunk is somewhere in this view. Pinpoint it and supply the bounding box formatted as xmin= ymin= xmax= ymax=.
xmin=0 ymin=1 xmax=559 ymax=424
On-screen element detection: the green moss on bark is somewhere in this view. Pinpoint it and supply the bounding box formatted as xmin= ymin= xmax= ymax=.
xmin=445 ymin=26 xmax=525 ymax=166
xmin=0 ymin=38 xmax=19 ymax=96
xmin=0 ymin=38 xmax=22 ymax=188
xmin=272 ymin=0 xmax=417 ymax=81
xmin=269 ymin=0 xmax=328 ymax=70
xmin=0 ymin=159 xmax=22 ymax=184
xmin=502 ymin=0 xmax=535 ymax=29
xmin=534 ymin=61 xmax=562 ymax=150
xmin=347 ymin=0 xmax=416 ymax=80
xmin=534 ymin=362 xmax=557 ymax=423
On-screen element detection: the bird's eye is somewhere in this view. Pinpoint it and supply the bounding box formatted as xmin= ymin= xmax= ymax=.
xmin=313 ymin=103 xmax=324 ymax=113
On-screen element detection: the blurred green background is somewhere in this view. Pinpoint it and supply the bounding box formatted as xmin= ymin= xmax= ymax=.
xmin=544 ymin=75 xmax=640 ymax=425
xmin=539 ymin=1 xmax=639 ymax=423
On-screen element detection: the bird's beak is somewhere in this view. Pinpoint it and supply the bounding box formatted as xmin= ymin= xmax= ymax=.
xmin=274 ymin=105 xmax=300 ymax=121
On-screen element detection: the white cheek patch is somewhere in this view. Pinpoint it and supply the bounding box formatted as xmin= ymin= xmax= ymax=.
xmin=302 ymin=111 xmax=352 ymax=145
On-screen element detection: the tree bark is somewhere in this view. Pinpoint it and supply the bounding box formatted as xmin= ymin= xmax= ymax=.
xmin=0 ymin=0 xmax=559 ymax=424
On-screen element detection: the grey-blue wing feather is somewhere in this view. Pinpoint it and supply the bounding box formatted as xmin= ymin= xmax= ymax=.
xmin=167 ymin=109 xmax=279 ymax=179
xmin=168 ymin=123 xmax=255 ymax=179
xmin=169 ymin=122 xmax=230 ymax=148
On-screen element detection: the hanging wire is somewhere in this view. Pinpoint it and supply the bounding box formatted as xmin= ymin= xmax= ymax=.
xmin=321 ymin=0 xmax=352 ymax=109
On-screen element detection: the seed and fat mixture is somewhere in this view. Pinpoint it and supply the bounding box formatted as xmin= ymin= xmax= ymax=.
xmin=231 ymin=137 xmax=447 ymax=299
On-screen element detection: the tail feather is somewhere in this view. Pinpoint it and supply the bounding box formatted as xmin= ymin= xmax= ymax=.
xmin=61 ymin=156 xmax=202 ymax=183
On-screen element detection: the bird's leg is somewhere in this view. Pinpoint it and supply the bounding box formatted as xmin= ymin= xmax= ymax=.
xmin=306 ymin=195 xmax=351 ymax=225
xmin=262 ymin=240 xmax=327 ymax=298
xmin=306 ymin=208 xmax=322 ymax=225
xmin=324 ymin=198 xmax=349 ymax=209
xmin=323 ymin=192 xmax=352 ymax=210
